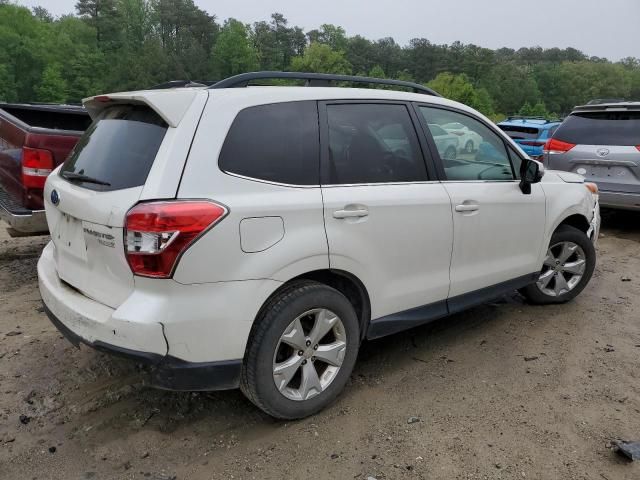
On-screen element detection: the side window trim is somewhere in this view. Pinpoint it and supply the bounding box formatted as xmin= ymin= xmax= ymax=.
xmin=411 ymin=102 xmax=526 ymax=183
xmin=318 ymin=100 xmax=435 ymax=186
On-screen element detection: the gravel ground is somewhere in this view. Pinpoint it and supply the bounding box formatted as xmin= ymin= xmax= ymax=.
xmin=1 ymin=210 xmax=640 ymax=480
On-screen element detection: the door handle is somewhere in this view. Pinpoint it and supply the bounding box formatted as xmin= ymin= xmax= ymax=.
xmin=455 ymin=204 xmax=479 ymax=212
xmin=333 ymin=208 xmax=369 ymax=219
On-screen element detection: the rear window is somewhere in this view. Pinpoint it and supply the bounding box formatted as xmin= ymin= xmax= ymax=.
xmin=218 ymin=101 xmax=319 ymax=185
xmin=498 ymin=125 xmax=540 ymax=140
xmin=554 ymin=111 xmax=640 ymax=145
xmin=60 ymin=105 xmax=167 ymax=191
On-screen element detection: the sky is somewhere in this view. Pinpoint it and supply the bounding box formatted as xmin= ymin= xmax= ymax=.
xmin=18 ymin=0 xmax=640 ymax=61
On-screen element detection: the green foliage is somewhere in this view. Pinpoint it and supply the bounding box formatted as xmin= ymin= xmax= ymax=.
xmin=428 ymin=73 xmax=494 ymax=116
xmin=36 ymin=64 xmax=67 ymax=102
xmin=0 ymin=1 xmax=638 ymax=116
xmin=290 ymin=42 xmax=351 ymax=74
xmin=212 ymin=19 xmax=257 ymax=78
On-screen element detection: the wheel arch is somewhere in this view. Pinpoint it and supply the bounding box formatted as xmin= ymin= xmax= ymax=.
xmin=253 ymin=269 xmax=371 ymax=342
xmin=556 ymin=213 xmax=590 ymax=234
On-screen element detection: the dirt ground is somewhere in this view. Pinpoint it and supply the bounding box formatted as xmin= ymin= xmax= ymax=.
xmin=1 ymin=210 xmax=640 ymax=480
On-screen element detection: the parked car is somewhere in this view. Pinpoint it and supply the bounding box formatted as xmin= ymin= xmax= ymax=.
xmin=497 ymin=117 xmax=561 ymax=160
xmin=0 ymin=103 xmax=91 ymax=236
xmin=427 ymin=123 xmax=459 ymax=159
xmin=38 ymin=72 xmax=600 ymax=420
xmin=442 ymin=122 xmax=483 ymax=153
xmin=544 ymin=101 xmax=640 ymax=211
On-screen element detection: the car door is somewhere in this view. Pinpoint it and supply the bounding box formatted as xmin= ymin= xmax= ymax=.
xmin=319 ymin=101 xmax=453 ymax=337
xmin=416 ymin=105 xmax=546 ymax=310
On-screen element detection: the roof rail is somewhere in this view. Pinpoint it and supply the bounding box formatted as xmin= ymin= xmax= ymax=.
xmin=149 ymin=80 xmax=217 ymax=90
xmin=505 ymin=115 xmax=560 ymax=123
xmin=209 ymin=71 xmax=441 ymax=97
xmin=585 ymin=98 xmax=627 ymax=105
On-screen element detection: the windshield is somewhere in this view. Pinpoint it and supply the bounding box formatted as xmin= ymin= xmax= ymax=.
xmin=60 ymin=104 xmax=167 ymax=191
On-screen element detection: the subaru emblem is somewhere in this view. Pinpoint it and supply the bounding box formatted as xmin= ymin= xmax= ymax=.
xmin=51 ymin=189 xmax=60 ymax=205
xmin=596 ymin=148 xmax=610 ymax=157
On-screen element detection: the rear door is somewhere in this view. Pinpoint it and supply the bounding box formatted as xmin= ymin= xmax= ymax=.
xmin=417 ymin=105 xmax=546 ymax=303
xmin=319 ymin=101 xmax=453 ymax=331
xmin=44 ymin=94 xmax=205 ymax=308
xmin=548 ymin=110 xmax=640 ymax=194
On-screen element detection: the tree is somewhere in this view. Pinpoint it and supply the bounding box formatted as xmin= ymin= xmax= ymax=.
xmin=32 ymin=6 xmax=53 ymax=22
xmin=36 ymin=64 xmax=68 ymax=102
xmin=428 ymin=72 xmax=494 ymax=116
xmin=211 ymin=19 xmax=258 ymax=78
xmin=0 ymin=64 xmax=18 ymax=102
xmin=75 ymin=0 xmax=121 ymax=46
xmin=290 ymin=42 xmax=351 ymax=74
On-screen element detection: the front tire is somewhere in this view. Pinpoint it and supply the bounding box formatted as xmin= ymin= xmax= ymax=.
xmin=464 ymin=140 xmax=474 ymax=153
xmin=520 ymin=225 xmax=596 ymax=304
xmin=240 ymin=281 xmax=360 ymax=419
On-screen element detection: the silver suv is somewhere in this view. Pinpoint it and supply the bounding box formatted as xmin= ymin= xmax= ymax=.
xmin=544 ymin=101 xmax=640 ymax=210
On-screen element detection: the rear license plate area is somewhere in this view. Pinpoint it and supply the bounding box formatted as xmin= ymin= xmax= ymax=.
xmin=54 ymin=212 xmax=87 ymax=261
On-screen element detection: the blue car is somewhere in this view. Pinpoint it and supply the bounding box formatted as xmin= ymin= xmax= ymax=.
xmin=497 ymin=117 xmax=561 ymax=159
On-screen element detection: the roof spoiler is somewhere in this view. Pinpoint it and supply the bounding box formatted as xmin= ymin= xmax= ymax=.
xmin=83 ymin=89 xmax=201 ymax=127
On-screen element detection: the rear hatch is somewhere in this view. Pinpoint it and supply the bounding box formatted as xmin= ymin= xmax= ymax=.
xmin=498 ymin=124 xmax=543 ymax=157
xmin=548 ymin=109 xmax=640 ymax=194
xmin=44 ymin=103 xmax=170 ymax=308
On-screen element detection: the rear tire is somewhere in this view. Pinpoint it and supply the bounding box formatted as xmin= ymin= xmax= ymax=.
xmin=520 ymin=225 xmax=596 ymax=304
xmin=240 ymin=281 xmax=360 ymax=419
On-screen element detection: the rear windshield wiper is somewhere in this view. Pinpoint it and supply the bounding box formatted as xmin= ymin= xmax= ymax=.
xmin=61 ymin=171 xmax=111 ymax=186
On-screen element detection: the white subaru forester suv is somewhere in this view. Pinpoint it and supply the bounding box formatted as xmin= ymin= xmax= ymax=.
xmin=38 ymin=72 xmax=600 ymax=419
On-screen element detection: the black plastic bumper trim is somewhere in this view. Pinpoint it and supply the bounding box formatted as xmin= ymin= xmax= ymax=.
xmin=43 ymin=302 xmax=242 ymax=391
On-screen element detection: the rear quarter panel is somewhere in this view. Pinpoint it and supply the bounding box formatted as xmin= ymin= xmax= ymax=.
xmin=173 ymin=92 xmax=329 ymax=286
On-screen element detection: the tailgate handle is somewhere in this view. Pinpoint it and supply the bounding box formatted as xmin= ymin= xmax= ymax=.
xmin=333 ymin=208 xmax=369 ymax=219
xmin=455 ymin=204 xmax=479 ymax=212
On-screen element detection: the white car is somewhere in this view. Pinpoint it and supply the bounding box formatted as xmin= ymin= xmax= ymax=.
xmin=38 ymin=72 xmax=600 ymax=419
xmin=442 ymin=122 xmax=484 ymax=153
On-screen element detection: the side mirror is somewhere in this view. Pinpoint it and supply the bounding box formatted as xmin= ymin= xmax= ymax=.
xmin=519 ymin=158 xmax=543 ymax=194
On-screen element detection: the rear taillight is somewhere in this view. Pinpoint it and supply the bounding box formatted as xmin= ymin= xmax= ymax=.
xmin=543 ymin=138 xmax=576 ymax=155
xmin=124 ymin=201 xmax=227 ymax=278
xmin=22 ymin=147 xmax=54 ymax=188
xmin=635 ymin=145 xmax=640 ymax=152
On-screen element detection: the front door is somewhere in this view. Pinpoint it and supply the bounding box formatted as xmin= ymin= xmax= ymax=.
xmin=417 ymin=105 xmax=546 ymax=304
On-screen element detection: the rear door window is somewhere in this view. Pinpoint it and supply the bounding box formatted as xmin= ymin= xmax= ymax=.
xmin=324 ymin=103 xmax=427 ymax=184
xmin=60 ymin=105 xmax=167 ymax=191
xmin=553 ymin=111 xmax=640 ymax=145
xmin=218 ymin=101 xmax=319 ymax=185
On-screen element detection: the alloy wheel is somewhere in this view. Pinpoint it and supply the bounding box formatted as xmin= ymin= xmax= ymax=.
xmin=272 ymin=308 xmax=347 ymax=401
xmin=536 ymin=241 xmax=587 ymax=297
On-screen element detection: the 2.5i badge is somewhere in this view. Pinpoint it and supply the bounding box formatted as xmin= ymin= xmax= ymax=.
xmin=83 ymin=227 xmax=116 ymax=248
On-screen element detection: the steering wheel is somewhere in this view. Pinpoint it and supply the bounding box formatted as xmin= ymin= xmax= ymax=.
xmin=477 ymin=164 xmax=511 ymax=180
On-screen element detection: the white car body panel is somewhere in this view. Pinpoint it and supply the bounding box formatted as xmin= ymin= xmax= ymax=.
xmin=444 ymin=181 xmax=546 ymax=297
xmin=321 ymin=183 xmax=453 ymax=319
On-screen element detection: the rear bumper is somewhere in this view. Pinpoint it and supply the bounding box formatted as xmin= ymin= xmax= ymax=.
xmin=0 ymin=184 xmax=48 ymax=235
xmin=38 ymin=242 xmax=244 ymax=391
xmin=43 ymin=301 xmax=242 ymax=390
xmin=599 ymin=191 xmax=640 ymax=211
